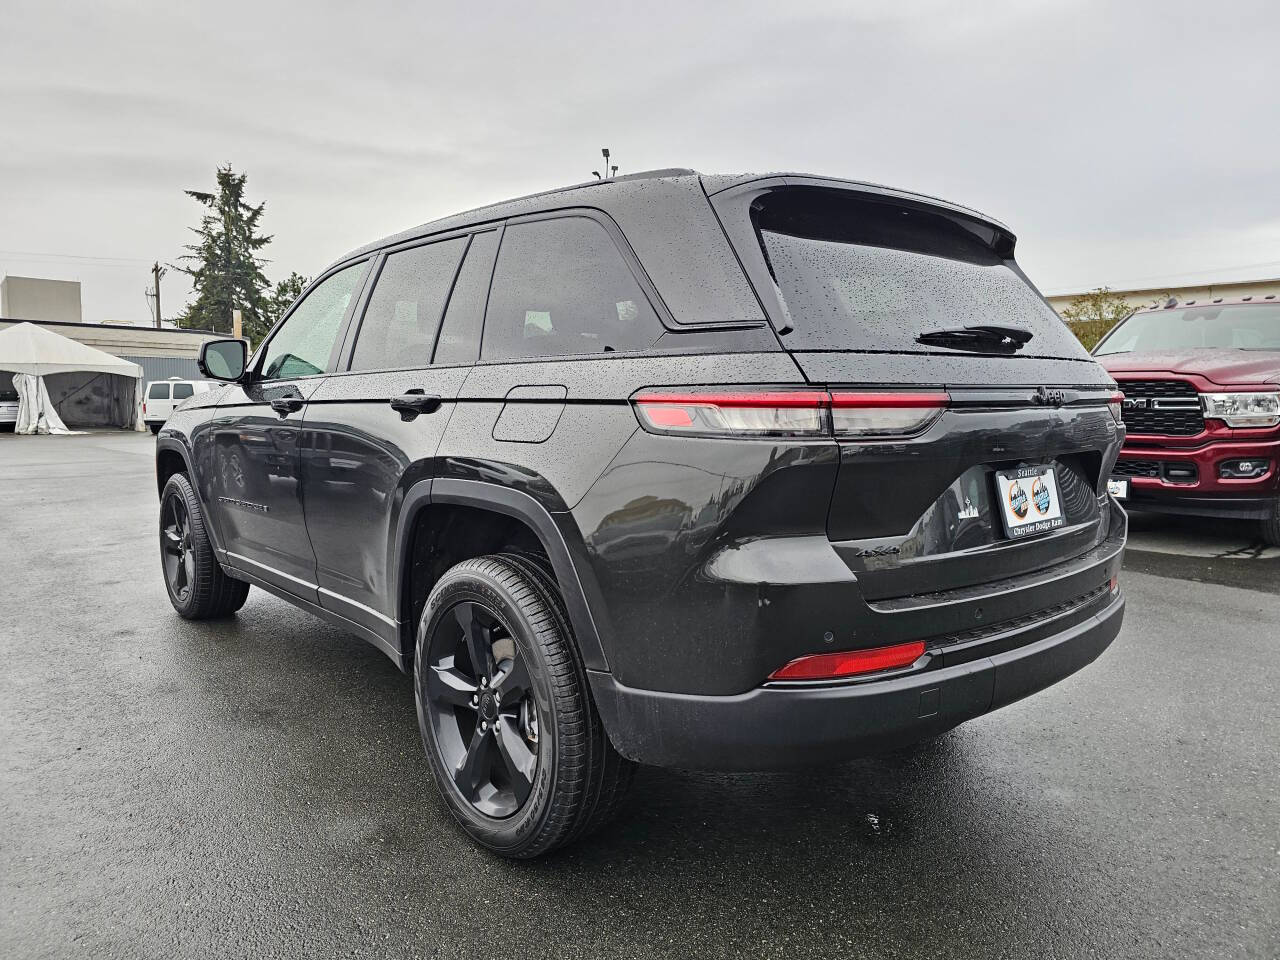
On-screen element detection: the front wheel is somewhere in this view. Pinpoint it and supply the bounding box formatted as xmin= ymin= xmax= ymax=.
xmin=414 ymin=555 xmax=634 ymax=858
xmin=1263 ymin=511 xmax=1280 ymax=547
xmin=160 ymin=473 xmax=249 ymax=618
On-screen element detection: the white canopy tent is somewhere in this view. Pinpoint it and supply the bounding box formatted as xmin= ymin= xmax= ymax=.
xmin=0 ymin=322 xmax=145 ymax=434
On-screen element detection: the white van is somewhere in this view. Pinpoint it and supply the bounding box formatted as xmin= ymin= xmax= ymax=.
xmin=143 ymin=378 xmax=214 ymax=434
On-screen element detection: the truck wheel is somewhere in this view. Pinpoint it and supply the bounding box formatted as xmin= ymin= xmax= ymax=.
xmin=160 ymin=473 xmax=250 ymax=618
xmin=149 ymin=423 xmax=162 ymax=435
xmin=414 ymin=555 xmax=634 ymax=858
xmin=1262 ymin=513 xmax=1280 ymax=548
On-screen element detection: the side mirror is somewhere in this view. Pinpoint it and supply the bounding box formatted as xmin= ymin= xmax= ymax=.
xmin=198 ymin=339 xmax=248 ymax=382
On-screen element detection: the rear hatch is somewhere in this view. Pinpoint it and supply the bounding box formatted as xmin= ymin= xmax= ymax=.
xmin=708 ymin=178 xmax=1122 ymax=600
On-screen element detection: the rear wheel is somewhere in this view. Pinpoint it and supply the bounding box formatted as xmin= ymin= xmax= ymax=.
xmin=149 ymin=423 xmax=162 ymax=435
xmin=414 ymin=555 xmax=634 ymax=857
xmin=160 ymin=473 xmax=249 ymax=618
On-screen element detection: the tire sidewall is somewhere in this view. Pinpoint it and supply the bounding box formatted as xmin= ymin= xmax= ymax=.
xmin=414 ymin=565 xmax=562 ymax=854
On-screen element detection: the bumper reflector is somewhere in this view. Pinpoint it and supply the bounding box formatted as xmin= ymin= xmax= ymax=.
xmin=769 ymin=640 xmax=927 ymax=681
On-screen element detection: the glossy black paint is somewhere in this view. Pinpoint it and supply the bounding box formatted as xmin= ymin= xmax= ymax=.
xmin=158 ymin=170 xmax=1126 ymax=770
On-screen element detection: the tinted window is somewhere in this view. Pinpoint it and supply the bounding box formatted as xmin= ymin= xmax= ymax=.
xmin=752 ymin=188 xmax=1084 ymax=357
xmin=261 ymin=263 xmax=366 ymax=379
xmin=349 ymin=238 xmax=467 ymax=372
xmin=482 ymin=217 xmax=662 ymax=360
xmin=171 ymin=383 xmax=195 ymax=400
xmin=148 ymin=382 xmax=169 ymax=400
xmin=434 ymin=230 xmax=499 ymax=366
xmin=1095 ymin=304 xmax=1280 ymax=355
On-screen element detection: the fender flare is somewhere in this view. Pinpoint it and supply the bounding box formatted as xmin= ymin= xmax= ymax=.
xmin=392 ymin=477 xmax=612 ymax=673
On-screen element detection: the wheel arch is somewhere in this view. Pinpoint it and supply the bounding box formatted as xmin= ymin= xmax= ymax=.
xmin=393 ymin=478 xmax=612 ymax=675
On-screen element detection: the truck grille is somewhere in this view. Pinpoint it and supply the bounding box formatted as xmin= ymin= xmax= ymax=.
xmin=1116 ymin=379 xmax=1204 ymax=436
xmin=1112 ymin=459 xmax=1160 ymax=479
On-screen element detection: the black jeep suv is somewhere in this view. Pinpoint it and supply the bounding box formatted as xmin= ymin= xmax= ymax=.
xmin=156 ymin=170 xmax=1127 ymax=857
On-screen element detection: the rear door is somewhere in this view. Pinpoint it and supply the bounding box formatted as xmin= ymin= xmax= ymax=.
xmin=204 ymin=260 xmax=370 ymax=600
xmin=710 ymin=180 xmax=1122 ymax=597
xmin=300 ymin=229 xmax=498 ymax=638
xmin=146 ymin=381 xmax=170 ymax=421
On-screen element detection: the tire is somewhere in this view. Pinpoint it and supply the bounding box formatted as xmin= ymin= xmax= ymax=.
xmin=414 ymin=555 xmax=634 ymax=858
xmin=159 ymin=472 xmax=250 ymax=619
xmin=1263 ymin=512 xmax=1280 ymax=548
xmin=149 ymin=423 xmax=162 ymax=435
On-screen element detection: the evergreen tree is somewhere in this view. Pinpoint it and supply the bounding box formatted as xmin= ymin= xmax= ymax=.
xmin=175 ymin=165 xmax=272 ymax=339
xmin=265 ymin=272 xmax=311 ymax=331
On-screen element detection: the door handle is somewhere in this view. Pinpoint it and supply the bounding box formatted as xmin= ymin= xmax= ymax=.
xmin=390 ymin=390 xmax=443 ymax=420
xmin=270 ymin=397 xmax=304 ymax=417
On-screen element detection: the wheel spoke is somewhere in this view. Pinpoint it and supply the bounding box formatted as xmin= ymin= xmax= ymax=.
xmin=427 ymin=659 xmax=479 ymax=709
xmin=495 ymin=653 xmax=532 ymax=703
xmin=494 ymin=717 xmax=536 ymax=806
xmin=182 ymin=550 xmax=195 ymax=592
xmin=163 ymin=526 xmax=183 ymax=555
xmin=455 ymin=726 xmax=494 ymax=798
xmin=455 ymin=602 xmax=494 ymax=678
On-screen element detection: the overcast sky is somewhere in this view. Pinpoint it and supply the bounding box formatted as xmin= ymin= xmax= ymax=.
xmin=2 ymin=0 xmax=1277 ymax=324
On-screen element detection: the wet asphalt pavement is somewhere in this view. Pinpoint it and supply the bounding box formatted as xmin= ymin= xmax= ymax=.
xmin=2 ymin=432 xmax=1278 ymax=959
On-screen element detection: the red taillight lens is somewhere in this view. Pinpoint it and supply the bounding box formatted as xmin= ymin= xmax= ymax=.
xmin=632 ymin=391 xmax=829 ymax=437
xmin=768 ymin=640 xmax=927 ymax=681
xmin=1108 ymin=390 xmax=1124 ymax=424
xmin=632 ymin=389 xmax=949 ymax=439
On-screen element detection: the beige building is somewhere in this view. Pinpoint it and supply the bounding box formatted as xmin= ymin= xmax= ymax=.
xmin=0 ymin=276 xmax=83 ymax=325
xmin=1046 ymin=276 xmax=1280 ymax=315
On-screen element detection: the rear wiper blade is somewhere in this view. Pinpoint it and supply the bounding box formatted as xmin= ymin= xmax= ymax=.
xmin=916 ymin=324 xmax=1034 ymax=352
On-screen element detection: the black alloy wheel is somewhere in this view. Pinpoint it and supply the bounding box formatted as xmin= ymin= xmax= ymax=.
xmin=161 ymin=492 xmax=196 ymax=604
xmin=414 ymin=555 xmax=635 ymax=857
xmin=423 ymin=599 xmax=540 ymax=818
xmin=159 ymin=473 xmax=250 ymax=619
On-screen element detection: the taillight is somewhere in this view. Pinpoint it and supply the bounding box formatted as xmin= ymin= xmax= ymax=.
xmin=769 ymin=640 xmax=927 ymax=681
xmin=1107 ymin=390 xmax=1124 ymax=424
xmin=632 ymin=389 xmax=949 ymax=439
xmin=829 ymin=391 xmax=948 ymax=438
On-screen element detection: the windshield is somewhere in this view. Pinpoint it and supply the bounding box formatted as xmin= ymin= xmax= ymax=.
xmin=1094 ymin=304 xmax=1280 ymax=355
xmin=752 ymin=188 xmax=1086 ymax=357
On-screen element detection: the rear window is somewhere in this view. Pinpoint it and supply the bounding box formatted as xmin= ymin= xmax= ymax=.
xmin=482 ymin=216 xmax=663 ymax=360
xmin=1095 ymin=304 xmax=1280 ymax=354
xmin=752 ymin=188 xmax=1083 ymax=356
xmin=148 ymin=383 xmax=169 ymax=400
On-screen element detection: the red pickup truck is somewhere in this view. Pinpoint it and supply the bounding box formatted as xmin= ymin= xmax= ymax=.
xmin=1094 ymin=297 xmax=1280 ymax=545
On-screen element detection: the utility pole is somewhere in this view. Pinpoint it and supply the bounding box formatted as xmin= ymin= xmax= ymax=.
xmin=151 ymin=261 xmax=164 ymax=328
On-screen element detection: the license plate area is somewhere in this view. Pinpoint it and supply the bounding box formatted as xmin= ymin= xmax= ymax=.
xmin=994 ymin=465 xmax=1065 ymax=539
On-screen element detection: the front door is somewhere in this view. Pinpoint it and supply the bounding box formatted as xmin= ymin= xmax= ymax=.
xmin=205 ymin=260 xmax=370 ymax=601
xmin=301 ymin=230 xmax=497 ymax=638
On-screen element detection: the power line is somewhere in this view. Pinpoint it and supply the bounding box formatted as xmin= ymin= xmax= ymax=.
xmin=0 ymin=249 xmax=153 ymax=266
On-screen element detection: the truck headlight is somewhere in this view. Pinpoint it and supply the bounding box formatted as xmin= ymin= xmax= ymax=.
xmin=1200 ymin=391 xmax=1280 ymax=428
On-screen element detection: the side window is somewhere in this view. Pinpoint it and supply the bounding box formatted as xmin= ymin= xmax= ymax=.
xmin=482 ymin=217 xmax=662 ymax=360
xmin=434 ymin=230 xmax=499 ymax=366
xmin=172 ymin=383 xmax=195 ymax=400
xmin=260 ymin=262 xmax=366 ymax=380
xmin=349 ymin=238 xmax=467 ymax=372
xmin=148 ymin=383 xmax=170 ymax=400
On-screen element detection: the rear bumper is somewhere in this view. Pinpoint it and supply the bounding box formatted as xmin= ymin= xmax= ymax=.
xmin=590 ymin=590 xmax=1124 ymax=771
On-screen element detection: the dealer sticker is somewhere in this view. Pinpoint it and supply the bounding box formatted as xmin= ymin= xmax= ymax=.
xmin=994 ymin=466 xmax=1065 ymax=539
